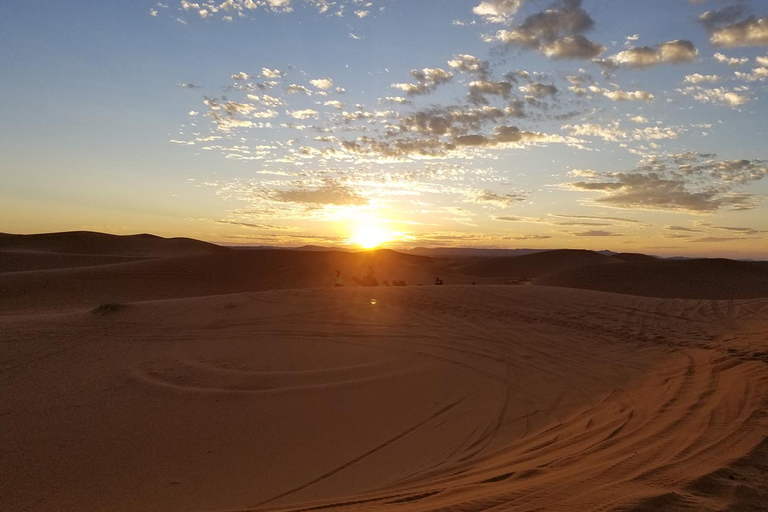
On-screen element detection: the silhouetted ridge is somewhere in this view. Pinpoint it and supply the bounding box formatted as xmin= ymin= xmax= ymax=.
xmin=0 ymin=231 xmax=229 ymax=257
xmin=460 ymin=249 xmax=613 ymax=278
xmin=536 ymin=258 xmax=768 ymax=299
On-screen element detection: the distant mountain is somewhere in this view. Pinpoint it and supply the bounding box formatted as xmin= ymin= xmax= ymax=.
xmin=536 ymin=258 xmax=768 ymax=300
xmin=0 ymin=231 xmax=229 ymax=257
xmin=404 ymin=247 xmax=548 ymax=258
xmin=459 ymin=249 xmax=614 ymax=278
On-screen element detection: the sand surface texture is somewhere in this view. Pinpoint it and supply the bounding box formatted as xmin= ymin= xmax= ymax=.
xmin=1 ymin=233 xmax=767 ymax=512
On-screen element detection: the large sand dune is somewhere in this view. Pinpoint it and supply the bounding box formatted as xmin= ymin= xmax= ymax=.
xmin=1 ymin=232 xmax=767 ymax=512
xmin=1 ymin=286 xmax=766 ymax=512
xmin=0 ymin=248 xmax=469 ymax=313
xmin=535 ymin=257 xmax=768 ymax=299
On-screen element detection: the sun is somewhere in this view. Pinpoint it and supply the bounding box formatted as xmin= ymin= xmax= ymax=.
xmin=349 ymin=223 xmax=393 ymax=249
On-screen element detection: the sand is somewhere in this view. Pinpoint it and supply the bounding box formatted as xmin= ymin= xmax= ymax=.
xmin=1 ymin=233 xmax=767 ymax=512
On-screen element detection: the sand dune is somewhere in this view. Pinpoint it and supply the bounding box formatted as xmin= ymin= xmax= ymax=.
xmin=0 ymin=248 xmax=469 ymax=313
xmin=536 ymin=258 xmax=768 ymax=299
xmin=0 ymin=231 xmax=228 ymax=257
xmin=459 ymin=249 xmax=616 ymax=279
xmin=1 ymin=286 xmax=766 ymax=512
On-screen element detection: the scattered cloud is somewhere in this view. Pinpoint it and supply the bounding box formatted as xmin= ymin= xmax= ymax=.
xmin=678 ymin=85 xmax=750 ymax=107
xmin=710 ymin=16 xmax=768 ymax=47
xmin=713 ymin=52 xmax=748 ymax=66
xmin=571 ymin=230 xmax=623 ymax=237
xmin=473 ymin=0 xmax=524 ymax=24
xmin=392 ymin=68 xmax=454 ymax=95
xmin=684 ymin=73 xmax=720 ymax=84
xmin=564 ymin=153 xmax=767 ymax=213
xmin=597 ymin=40 xmax=698 ymax=69
xmin=469 ymin=189 xmax=527 ymax=207
xmin=310 ymin=78 xmax=333 ymax=90
xmin=494 ymin=0 xmax=605 ymax=60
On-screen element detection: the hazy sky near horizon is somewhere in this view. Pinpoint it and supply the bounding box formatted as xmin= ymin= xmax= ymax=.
xmin=2 ymin=0 xmax=768 ymax=257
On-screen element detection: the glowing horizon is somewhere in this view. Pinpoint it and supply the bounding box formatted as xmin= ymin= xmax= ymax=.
xmin=1 ymin=1 xmax=767 ymax=259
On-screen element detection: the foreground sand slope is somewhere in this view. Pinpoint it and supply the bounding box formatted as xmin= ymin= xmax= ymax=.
xmin=2 ymin=286 xmax=766 ymax=512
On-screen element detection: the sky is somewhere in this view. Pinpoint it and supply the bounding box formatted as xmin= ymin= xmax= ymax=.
xmin=1 ymin=0 xmax=767 ymax=257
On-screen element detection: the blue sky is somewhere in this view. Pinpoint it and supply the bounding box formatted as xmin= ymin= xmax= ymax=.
xmin=1 ymin=0 xmax=767 ymax=257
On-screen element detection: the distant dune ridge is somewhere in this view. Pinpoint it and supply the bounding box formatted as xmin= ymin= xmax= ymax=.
xmin=1 ymin=231 xmax=767 ymax=512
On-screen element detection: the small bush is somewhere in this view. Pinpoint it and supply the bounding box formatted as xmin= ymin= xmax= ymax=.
xmin=92 ymin=303 xmax=127 ymax=315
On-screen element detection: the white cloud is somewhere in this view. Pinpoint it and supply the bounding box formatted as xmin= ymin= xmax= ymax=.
xmin=710 ymin=17 xmax=768 ymax=47
xmin=309 ymin=78 xmax=333 ymax=90
xmin=288 ymin=109 xmax=319 ymax=119
xmin=734 ymin=67 xmax=768 ymax=82
xmin=679 ymin=86 xmax=750 ymax=107
xmin=598 ymin=40 xmax=698 ymax=68
xmin=392 ymin=68 xmax=453 ymax=96
xmin=684 ymin=73 xmax=719 ymax=84
xmin=323 ymin=100 xmax=344 ymax=110
xmin=473 ymin=0 xmax=524 ymax=24
xmin=262 ymin=68 xmax=283 ymax=78
xmin=713 ymin=53 xmax=748 ymax=66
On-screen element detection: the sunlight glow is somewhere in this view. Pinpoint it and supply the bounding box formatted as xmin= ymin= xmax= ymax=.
xmin=349 ymin=223 xmax=394 ymax=249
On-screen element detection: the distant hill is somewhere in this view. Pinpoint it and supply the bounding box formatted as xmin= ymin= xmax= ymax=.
xmin=0 ymin=231 xmax=229 ymax=258
xmin=535 ymin=258 xmax=768 ymax=299
xmin=404 ymin=247 xmax=547 ymax=258
xmin=459 ymin=249 xmax=615 ymax=278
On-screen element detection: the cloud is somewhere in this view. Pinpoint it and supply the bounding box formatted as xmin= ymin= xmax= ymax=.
xmin=698 ymin=5 xmax=746 ymax=29
xmin=505 ymin=234 xmax=553 ymax=240
xmin=734 ymin=67 xmax=768 ymax=82
xmin=469 ymin=189 xmax=527 ymax=207
xmin=563 ymin=122 xmax=626 ymax=142
xmin=519 ymin=82 xmax=558 ymax=98
xmin=598 ymin=40 xmax=698 ymax=68
xmin=262 ymin=68 xmax=283 ymax=78
xmin=684 ymin=73 xmax=720 ymax=84
xmin=309 ymin=78 xmax=333 ymax=90
xmin=689 ymin=236 xmax=758 ymax=243
xmin=286 ymin=84 xmax=312 ymax=95
xmin=710 ymin=16 xmax=768 ymax=47
xmin=177 ymin=82 xmax=202 ymax=88
xmin=541 ymin=35 xmax=605 ymax=59
xmin=588 ymin=85 xmax=654 ymax=101
xmin=495 ymin=0 xmax=604 ymax=60
xmin=468 ymin=80 xmax=514 ymax=104
xmin=712 ymin=225 xmax=765 ymax=235
xmin=665 ymin=225 xmax=703 ymax=233
xmin=550 ymin=214 xmax=642 ymax=224
xmin=495 ymin=216 xmax=523 ymax=221
xmin=572 ymin=230 xmax=623 ymax=237
xmin=324 ymin=100 xmax=344 ymax=110
xmin=713 ymin=52 xmax=748 ymax=66
xmin=270 ymin=178 xmax=368 ymax=206
xmin=447 ymin=54 xmax=490 ymax=78
xmin=473 ymin=0 xmax=525 ymax=24
xmin=678 ymin=85 xmax=749 ymax=107
xmin=288 ymin=109 xmax=318 ymax=119
xmin=392 ymin=68 xmax=453 ymax=95
xmin=565 ymin=153 xmax=767 ymax=213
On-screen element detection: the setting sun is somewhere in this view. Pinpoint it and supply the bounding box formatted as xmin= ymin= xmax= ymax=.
xmin=349 ymin=223 xmax=393 ymax=249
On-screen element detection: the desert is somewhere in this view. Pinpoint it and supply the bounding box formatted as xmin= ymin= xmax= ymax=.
xmin=1 ymin=232 xmax=767 ymax=512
